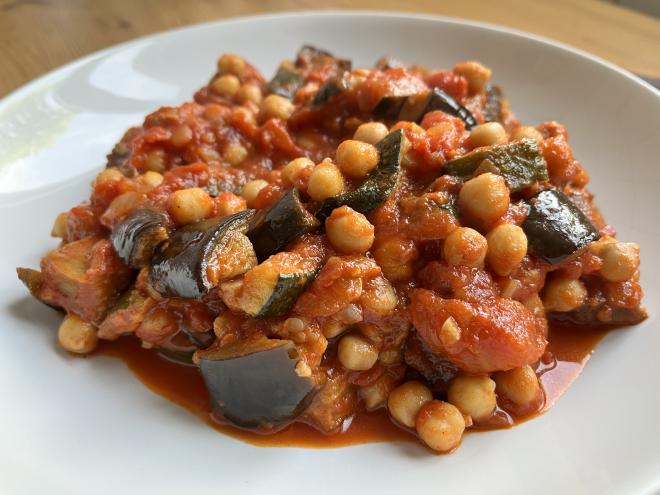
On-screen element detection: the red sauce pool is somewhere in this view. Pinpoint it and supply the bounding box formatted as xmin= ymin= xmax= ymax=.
xmin=97 ymin=322 xmax=609 ymax=448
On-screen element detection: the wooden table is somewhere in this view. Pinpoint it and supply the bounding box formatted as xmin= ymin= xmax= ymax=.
xmin=1 ymin=0 xmax=659 ymax=97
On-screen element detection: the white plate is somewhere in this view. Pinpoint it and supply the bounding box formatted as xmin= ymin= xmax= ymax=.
xmin=1 ymin=12 xmax=659 ymax=495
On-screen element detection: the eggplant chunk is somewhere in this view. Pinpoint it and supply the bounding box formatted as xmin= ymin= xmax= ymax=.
xmin=197 ymin=334 xmax=317 ymax=428
xmin=484 ymin=85 xmax=503 ymax=123
xmin=522 ymin=189 xmax=600 ymax=264
xmin=316 ymin=129 xmax=404 ymax=222
xmin=267 ymin=67 xmax=304 ymax=99
xmin=111 ymin=209 xmax=168 ymax=269
xmin=399 ymin=88 xmax=477 ymax=129
xmin=246 ymin=189 xmax=320 ymax=262
xmin=150 ymin=210 xmax=257 ymax=299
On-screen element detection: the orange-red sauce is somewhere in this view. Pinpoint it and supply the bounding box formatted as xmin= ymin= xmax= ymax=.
xmin=97 ymin=322 xmax=609 ymax=448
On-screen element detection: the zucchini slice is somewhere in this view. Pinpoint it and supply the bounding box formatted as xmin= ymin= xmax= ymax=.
xmin=401 ymin=88 xmax=477 ymax=129
xmin=312 ymin=72 xmax=350 ymax=105
xmin=444 ymin=138 xmax=549 ymax=192
xmin=221 ymin=251 xmax=320 ymax=319
xmin=149 ymin=210 xmax=257 ymax=299
xmin=267 ymin=67 xmax=304 ymax=99
xmin=316 ymin=129 xmax=405 ymax=221
xmin=111 ymin=209 xmax=169 ymax=269
xmin=484 ymin=85 xmax=503 ymax=123
xmin=373 ymin=95 xmax=409 ymax=119
xmin=246 ymin=189 xmax=320 ymax=262
xmin=197 ymin=334 xmax=317 ymax=428
xmin=522 ymin=189 xmax=600 ymax=264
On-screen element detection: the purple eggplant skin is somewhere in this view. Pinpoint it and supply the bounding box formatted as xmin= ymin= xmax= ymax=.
xmin=149 ymin=209 xmax=255 ymax=299
xmin=399 ymin=88 xmax=477 ymax=129
xmin=197 ymin=335 xmax=318 ymax=429
xmin=111 ymin=209 xmax=169 ymax=269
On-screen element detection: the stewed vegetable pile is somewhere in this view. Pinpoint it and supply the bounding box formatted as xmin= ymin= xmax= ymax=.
xmin=18 ymin=47 xmax=646 ymax=453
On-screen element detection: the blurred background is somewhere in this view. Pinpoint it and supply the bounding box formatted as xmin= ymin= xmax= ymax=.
xmin=1 ymin=0 xmax=659 ymax=97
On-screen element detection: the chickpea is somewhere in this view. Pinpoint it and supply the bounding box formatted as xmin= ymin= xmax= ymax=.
xmin=145 ymin=149 xmax=166 ymax=172
xmin=387 ymin=381 xmax=433 ymax=428
xmin=372 ymin=235 xmax=419 ymax=282
xmin=168 ymin=187 xmax=213 ymax=225
xmin=337 ymin=334 xmax=379 ymax=371
xmin=223 ymin=143 xmax=248 ymax=167
xmin=495 ymin=365 xmax=542 ymax=414
xmin=282 ymin=157 xmax=315 ymax=187
xmin=51 ymin=212 xmax=68 ymax=238
xmin=360 ymin=275 xmax=397 ymax=315
xmin=260 ymin=94 xmax=294 ymax=121
xmin=170 ymin=124 xmax=193 ymax=147
xmin=139 ymin=171 xmax=164 ymax=190
xmin=458 ymin=172 xmax=510 ymax=226
xmin=95 ymin=168 xmax=123 ymax=184
xmin=447 ymin=375 xmax=497 ymax=422
xmin=353 ymin=122 xmax=389 ymax=145
xmin=486 ymin=224 xmax=528 ymax=276
xmin=469 ymin=122 xmax=507 ymax=148
xmin=236 ymin=83 xmax=263 ymax=105
xmin=415 ymin=400 xmax=466 ymax=452
xmin=439 ymin=316 xmax=461 ymax=346
xmin=240 ymin=179 xmax=269 ymax=208
xmin=307 ymin=160 xmax=345 ymax=201
xmin=58 ymin=314 xmax=98 ymax=354
xmin=326 ymin=206 xmax=375 ymax=254
xmin=335 ymin=139 xmax=379 ymax=179
xmin=598 ymin=242 xmax=640 ymax=282
xmin=511 ymin=126 xmax=543 ymax=144
xmin=453 ymin=60 xmax=491 ymax=94
xmin=217 ymin=53 xmax=246 ymax=78
xmin=542 ymin=276 xmax=587 ymax=312
xmin=215 ymin=192 xmax=247 ymax=216
xmin=360 ymin=374 xmax=398 ymax=410
xmin=211 ymin=74 xmax=241 ymax=97
xmin=443 ymin=227 xmax=488 ymax=267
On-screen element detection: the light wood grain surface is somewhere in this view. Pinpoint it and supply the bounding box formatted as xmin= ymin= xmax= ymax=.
xmin=1 ymin=0 xmax=659 ymax=97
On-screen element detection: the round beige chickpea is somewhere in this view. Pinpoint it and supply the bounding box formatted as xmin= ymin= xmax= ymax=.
xmin=458 ymin=172 xmax=510 ymax=226
xmin=447 ymin=375 xmax=497 ymax=422
xmin=168 ymin=187 xmax=213 ymax=226
xmin=211 ymin=74 xmax=241 ymax=97
xmin=494 ymin=365 xmax=542 ymax=414
xmin=598 ymin=242 xmax=640 ymax=282
xmin=326 ymin=206 xmax=375 ymax=254
xmin=240 ymin=179 xmax=269 ymax=208
xmin=486 ymin=223 xmax=528 ymax=276
xmin=260 ymin=94 xmax=295 ymax=121
xmin=217 ymin=53 xmax=246 ymax=78
xmin=306 ymin=160 xmax=345 ymax=201
xmin=372 ymin=236 xmax=419 ymax=282
xmin=511 ymin=126 xmax=544 ymax=144
xmin=170 ymin=124 xmax=193 ymax=147
xmin=58 ymin=314 xmax=98 ymax=354
xmin=415 ymin=400 xmax=466 ymax=452
xmin=335 ymin=139 xmax=380 ymax=179
xmin=281 ymin=157 xmax=315 ymax=187
xmin=443 ymin=227 xmax=488 ymax=267
xmin=469 ymin=122 xmax=507 ymax=148
xmin=353 ymin=122 xmax=389 ymax=145
xmin=337 ymin=333 xmax=379 ymax=371
xmin=387 ymin=381 xmax=433 ymax=428
xmin=236 ymin=83 xmax=263 ymax=105
xmin=542 ymin=276 xmax=588 ymax=312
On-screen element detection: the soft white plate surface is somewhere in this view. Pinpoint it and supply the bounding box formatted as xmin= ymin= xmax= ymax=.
xmin=1 ymin=12 xmax=659 ymax=495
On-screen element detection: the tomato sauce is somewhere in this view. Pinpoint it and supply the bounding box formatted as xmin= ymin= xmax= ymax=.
xmin=97 ymin=321 xmax=609 ymax=449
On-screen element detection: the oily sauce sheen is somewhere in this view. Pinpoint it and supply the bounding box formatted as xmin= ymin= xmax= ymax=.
xmin=97 ymin=321 xmax=609 ymax=449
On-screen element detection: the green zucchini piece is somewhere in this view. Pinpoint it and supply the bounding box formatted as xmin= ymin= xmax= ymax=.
xmin=399 ymin=88 xmax=478 ymax=129
xmin=149 ymin=210 xmax=257 ymax=299
xmin=111 ymin=209 xmax=169 ymax=269
xmin=197 ymin=334 xmax=317 ymax=428
xmin=246 ymin=189 xmax=320 ymax=262
xmin=522 ymin=189 xmax=600 ymax=264
xmin=373 ymin=95 xmax=409 ymax=119
xmin=316 ymin=129 xmax=405 ymax=221
xmin=221 ymin=251 xmax=320 ymax=319
xmin=444 ymin=139 xmax=549 ymax=192
xmin=267 ymin=67 xmax=304 ymax=99
xmin=312 ymin=72 xmax=350 ymax=105
xmin=484 ymin=85 xmax=503 ymax=123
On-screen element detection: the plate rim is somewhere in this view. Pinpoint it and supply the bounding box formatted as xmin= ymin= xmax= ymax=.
xmin=1 ymin=9 xmax=659 ymax=110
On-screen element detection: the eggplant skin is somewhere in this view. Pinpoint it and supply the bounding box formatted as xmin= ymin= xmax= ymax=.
xmin=149 ymin=209 xmax=255 ymax=299
xmin=523 ymin=189 xmax=600 ymax=264
xmin=111 ymin=209 xmax=169 ymax=269
xmin=198 ymin=335 xmax=317 ymax=428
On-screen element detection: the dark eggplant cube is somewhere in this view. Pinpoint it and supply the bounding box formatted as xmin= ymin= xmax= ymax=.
xmin=523 ymin=189 xmax=600 ymax=264
xmin=267 ymin=67 xmax=304 ymax=99
xmin=400 ymin=88 xmax=477 ymax=129
xmin=198 ymin=335 xmax=317 ymax=428
xmin=111 ymin=209 xmax=169 ymax=269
